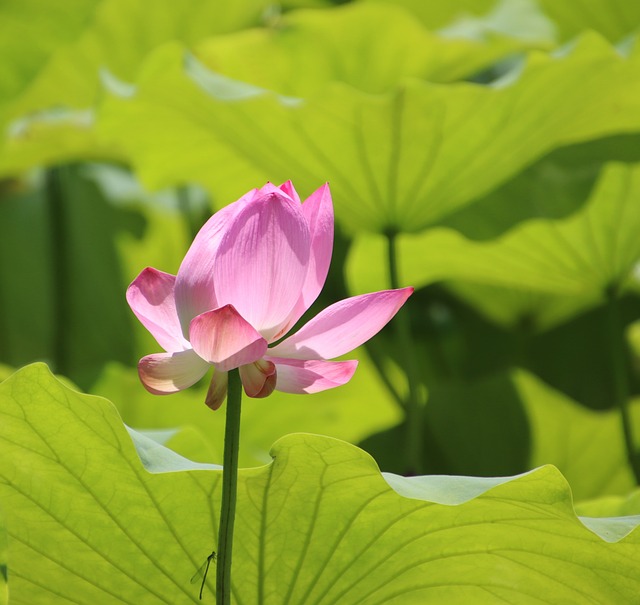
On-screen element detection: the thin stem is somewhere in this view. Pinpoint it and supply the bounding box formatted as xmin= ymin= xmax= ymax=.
xmin=606 ymin=289 xmax=640 ymax=483
xmin=364 ymin=341 xmax=406 ymax=410
xmin=216 ymin=369 xmax=243 ymax=604
xmin=46 ymin=166 xmax=70 ymax=375
xmin=386 ymin=230 xmax=423 ymax=474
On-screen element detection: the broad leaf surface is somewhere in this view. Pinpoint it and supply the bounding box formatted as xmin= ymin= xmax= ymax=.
xmin=2 ymin=364 xmax=640 ymax=604
xmin=99 ymin=34 xmax=640 ymax=233
xmin=348 ymin=162 xmax=640 ymax=328
xmin=0 ymin=0 xmax=271 ymax=177
xmin=373 ymin=0 xmax=640 ymax=43
xmin=194 ymin=2 xmax=549 ymax=97
xmin=0 ymin=0 xmax=98 ymax=110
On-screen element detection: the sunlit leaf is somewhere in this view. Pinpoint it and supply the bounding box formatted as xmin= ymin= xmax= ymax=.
xmin=0 ymin=0 xmax=98 ymax=108
xmin=194 ymin=2 xmax=550 ymax=98
xmin=0 ymin=0 xmax=272 ymax=176
xmin=100 ymin=33 xmax=640 ymax=233
xmin=368 ymin=0 xmax=640 ymax=43
xmin=347 ymin=162 xmax=640 ymax=329
xmin=536 ymin=0 xmax=640 ymax=43
xmin=3 ymin=364 xmax=640 ymax=604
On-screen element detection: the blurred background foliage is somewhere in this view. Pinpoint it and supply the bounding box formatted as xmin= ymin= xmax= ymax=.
xmin=2 ymin=0 xmax=640 ymax=504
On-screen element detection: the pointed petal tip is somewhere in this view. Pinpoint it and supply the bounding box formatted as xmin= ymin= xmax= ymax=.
xmin=268 ymin=288 xmax=413 ymax=360
xmin=277 ymin=180 xmax=301 ymax=204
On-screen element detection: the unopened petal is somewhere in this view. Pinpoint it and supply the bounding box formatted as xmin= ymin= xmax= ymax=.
xmin=239 ymin=359 xmax=277 ymax=398
xmin=268 ymin=288 xmax=413 ymax=360
xmin=270 ymin=183 xmax=334 ymax=341
xmin=205 ymin=370 xmax=228 ymax=411
xmin=267 ymin=357 xmax=358 ymax=394
xmin=212 ymin=189 xmax=310 ymax=340
xmin=189 ymin=304 xmax=268 ymax=371
xmin=126 ymin=268 xmax=188 ymax=352
xmin=138 ymin=349 xmax=209 ymax=394
xmin=277 ymin=180 xmax=301 ymax=204
xmin=174 ymin=190 xmax=255 ymax=336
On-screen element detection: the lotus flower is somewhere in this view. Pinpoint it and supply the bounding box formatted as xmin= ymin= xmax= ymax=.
xmin=127 ymin=182 xmax=412 ymax=409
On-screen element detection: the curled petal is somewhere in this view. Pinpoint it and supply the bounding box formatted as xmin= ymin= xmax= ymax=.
xmin=239 ymin=359 xmax=277 ymax=398
xmin=270 ymin=183 xmax=334 ymax=341
xmin=126 ymin=268 xmax=188 ymax=352
xmin=267 ymin=357 xmax=358 ymax=394
xmin=175 ymin=191 xmax=255 ymax=335
xmin=189 ymin=305 xmax=268 ymax=371
xmin=138 ymin=350 xmax=209 ymax=394
xmin=212 ymin=189 xmax=310 ymax=340
xmin=205 ymin=370 xmax=228 ymax=411
xmin=268 ymin=288 xmax=413 ymax=360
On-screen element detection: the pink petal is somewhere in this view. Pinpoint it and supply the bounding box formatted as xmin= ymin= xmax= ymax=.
xmin=277 ymin=180 xmax=301 ymax=204
xmin=174 ymin=190 xmax=255 ymax=336
xmin=239 ymin=359 xmax=277 ymax=398
xmin=268 ymin=288 xmax=414 ymax=360
xmin=205 ymin=370 xmax=228 ymax=411
xmin=127 ymin=268 xmax=189 ymax=352
xmin=189 ymin=304 xmax=268 ymax=371
xmin=266 ymin=357 xmax=358 ymax=394
xmin=138 ymin=349 xmax=209 ymax=394
xmin=211 ymin=189 xmax=310 ymax=340
xmin=270 ymin=183 xmax=334 ymax=341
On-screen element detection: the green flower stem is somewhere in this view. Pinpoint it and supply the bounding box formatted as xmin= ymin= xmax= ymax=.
xmin=606 ymin=289 xmax=640 ymax=483
xmin=46 ymin=166 xmax=70 ymax=376
xmin=386 ymin=230 xmax=424 ymax=474
xmin=216 ymin=369 xmax=243 ymax=604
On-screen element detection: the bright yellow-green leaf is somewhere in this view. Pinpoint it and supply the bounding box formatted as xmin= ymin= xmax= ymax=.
xmin=3 ymin=364 xmax=640 ymax=604
xmin=348 ymin=163 xmax=640 ymax=328
xmin=0 ymin=0 xmax=272 ymax=176
xmin=367 ymin=0 xmax=640 ymax=43
xmin=100 ymin=33 xmax=640 ymax=234
xmin=194 ymin=2 xmax=550 ymax=98
xmin=517 ymin=370 xmax=640 ymax=500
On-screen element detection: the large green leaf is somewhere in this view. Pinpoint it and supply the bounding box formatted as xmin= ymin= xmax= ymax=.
xmin=99 ymin=33 xmax=640 ymax=234
xmin=3 ymin=364 xmax=640 ymax=604
xmin=0 ymin=0 xmax=272 ymax=177
xmin=370 ymin=0 xmax=640 ymax=43
xmin=0 ymin=0 xmax=98 ymax=108
xmin=347 ymin=162 xmax=640 ymax=328
xmin=6 ymin=0 xmax=271 ymax=118
xmin=537 ymin=0 xmax=640 ymax=43
xmin=194 ymin=2 xmax=550 ymax=98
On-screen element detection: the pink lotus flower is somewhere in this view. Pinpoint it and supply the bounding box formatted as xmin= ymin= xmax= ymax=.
xmin=127 ymin=182 xmax=412 ymax=409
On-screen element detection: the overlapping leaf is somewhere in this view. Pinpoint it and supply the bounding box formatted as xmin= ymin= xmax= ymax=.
xmin=2 ymin=364 xmax=640 ymax=604
xmin=99 ymin=33 xmax=640 ymax=233
xmin=0 ymin=0 xmax=272 ymax=177
xmin=374 ymin=0 xmax=640 ymax=43
xmin=348 ymin=162 xmax=640 ymax=328
xmin=194 ymin=2 xmax=550 ymax=97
